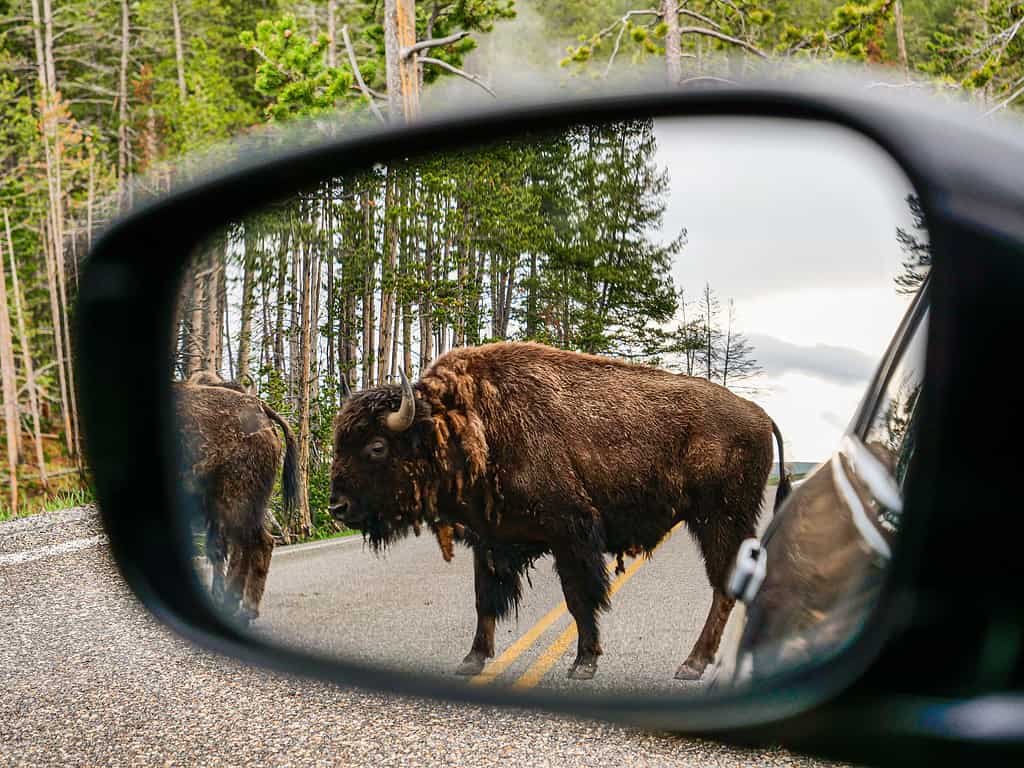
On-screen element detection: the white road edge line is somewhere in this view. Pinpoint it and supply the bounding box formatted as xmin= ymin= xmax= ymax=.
xmin=0 ymin=535 xmax=104 ymax=567
xmin=272 ymin=534 xmax=364 ymax=558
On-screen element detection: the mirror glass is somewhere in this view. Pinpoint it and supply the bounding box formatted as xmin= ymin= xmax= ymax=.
xmin=172 ymin=116 xmax=929 ymax=698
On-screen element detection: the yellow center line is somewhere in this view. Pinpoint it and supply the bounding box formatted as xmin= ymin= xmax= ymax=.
xmin=468 ymin=599 xmax=569 ymax=685
xmin=471 ymin=523 xmax=682 ymax=688
xmin=512 ymin=524 xmax=680 ymax=690
xmin=470 ymin=558 xmax=620 ymax=686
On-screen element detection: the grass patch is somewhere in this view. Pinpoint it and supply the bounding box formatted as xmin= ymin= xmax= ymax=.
xmin=0 ymin=486 xmax=96 ymax=523
xmin=305 ymin=524 xmax=359 ymax=542
xmin=768 ymin=472 xmax=809 ymax=487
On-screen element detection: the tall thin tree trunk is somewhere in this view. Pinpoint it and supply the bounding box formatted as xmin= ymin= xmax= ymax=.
xmin=705 ymin=285 xmax=713 ymax=381
xmin=118 ymin=0 xmax=132 ymax=210
xmin=274 ymin=234 xmax=287 ymax=372
xmin=402 ymin=306 xmax=412 ymax=375
xmin=172 ymin=0 xmax=187 ymax=100
xmin=86 ymin=150 xmax=95 ymax=251
xmin=326 ymin=244 xmax=335 ymax=395
xmin=186 ymin=261 xmax=205 ymax=376
xmin=295 ymin=245 xmax=314 ymax=536
xmin=42 ymin=224 xmax=72 ymax=456
xmin=205 ymin=248 xmax=221 ymax=374
xmin=400 ymin=182 xmax=412 ymax=376
xmin=5 ymin=211 xmax=46 ymax=488
xmin=309 ymin=244 xmax=323 ymax=405
xmin=390 ymin=305 xmax=400 ymax=381
xmin=340 ymin=213 xmax=358 ymax=390
xmin=454 ymin=245 xmax=466 ymax=347
xmin=894 ymin=0 xmax=909 ymax=81
xmin=237 ymin=229 xmax=256 ymax=382
xmin=662 ymin=0 xmax=682 ymax=85
xmin=361 ymin=193 xmax=376 ymax=388
xmin=722 ymin=302 xmax=733 ymax=389
xmin=327 ymin=0 xmax=338 ymax=68
xmin=51 ymin=170 xmax=77 ymax=462
xmin=377 ymin=173 xmax=397 ymax=383
xmin=260 ymin=259 xmax=272 ymax=381
xmin=526 ymin=252 xmax=537 ymax=338
xmin=383 ymin=0 xmax=420 ymax=122
xmin=0 ymin=227 xmax=22 ymax=511
xmin=289 ymin=231 xmax=301 ymax=403
xmin=420 ymin=217 xmax=433 ymax=369
xmin=223 ymin=285 xmax=234 ymax=380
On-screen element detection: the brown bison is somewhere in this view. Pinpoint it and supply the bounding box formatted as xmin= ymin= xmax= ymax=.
xmin=329 ymin=342 xmax=790 ymax=680
xmin=175 ymin=374 xmax=299 ymax=622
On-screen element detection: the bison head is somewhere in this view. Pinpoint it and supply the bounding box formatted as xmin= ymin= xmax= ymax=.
xmin=329 ymin=370 xmax=435 ymax=549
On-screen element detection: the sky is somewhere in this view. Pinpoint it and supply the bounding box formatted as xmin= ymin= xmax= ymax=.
xmin=652 ymin=117 xmax=922 ymax=462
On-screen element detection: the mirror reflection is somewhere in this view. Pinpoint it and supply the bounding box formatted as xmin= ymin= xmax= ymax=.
xmin=172 ymin=117 xmax=929 ymax=697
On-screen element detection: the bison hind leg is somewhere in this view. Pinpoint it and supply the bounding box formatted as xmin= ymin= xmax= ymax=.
xmin=676 ymin=483 xmax=760 ymax=680
xmin=224 ymin=539 xmax=250 ymax=619
xmin=206 ymin=525 xmax=228 ymax=607
xmin=240 ymin=528 xmax=274 ymax=622
xmin=553 ymin=543 xmax=610 ymax=681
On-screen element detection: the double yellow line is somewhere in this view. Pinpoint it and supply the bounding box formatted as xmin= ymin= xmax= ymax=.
xmin=470 ymin=524 xmax=680 ymax=690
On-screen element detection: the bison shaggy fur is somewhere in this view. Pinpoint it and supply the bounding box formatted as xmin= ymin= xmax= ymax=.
xmin=175 ymin=377 xmax=299 ymax=622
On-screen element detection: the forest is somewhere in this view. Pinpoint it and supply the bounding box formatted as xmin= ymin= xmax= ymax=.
xmin=0 ymin=0 xmax=1013 ymax=526
xmin=181 ymin=119 xmax=771 ymax=539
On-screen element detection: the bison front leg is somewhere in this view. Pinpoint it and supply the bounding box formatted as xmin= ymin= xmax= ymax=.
xmin=456 ymin=547 xmax=501 ymax=676
xmin=456 ymin=546 xmax=526 ymax=676
xmin=553 ymin=546 xmax=610 ymax=681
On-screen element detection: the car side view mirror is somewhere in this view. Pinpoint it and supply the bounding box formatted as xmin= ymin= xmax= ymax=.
xmin=75 ymin=81 xmax=1024 ymax=764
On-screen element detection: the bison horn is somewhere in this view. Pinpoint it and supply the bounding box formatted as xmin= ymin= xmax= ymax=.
xmin=340 ymin=374 xmax=353 ymax=401
xmin=386 ymin=368 xmax=416 ymax=433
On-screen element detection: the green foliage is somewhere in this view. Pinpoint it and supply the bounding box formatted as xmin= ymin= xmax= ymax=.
xmin=240 ymin=17 xmax=353 ymax=121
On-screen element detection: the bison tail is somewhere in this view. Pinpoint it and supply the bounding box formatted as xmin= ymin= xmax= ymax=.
xmin=771 ymin=419 xmax=792 ymax=514
xmin=262 ymin=403 xmax=302 ymax=515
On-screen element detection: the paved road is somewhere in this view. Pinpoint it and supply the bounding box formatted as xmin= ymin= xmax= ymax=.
xmin=0 ymin=501 xmax=847 ymax=767
xmin=253 ymin=487 xmax=781 ymax=696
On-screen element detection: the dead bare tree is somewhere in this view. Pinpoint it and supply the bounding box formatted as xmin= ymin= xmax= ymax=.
xmin=1 ymin=227 xmax=21 ymax=512
xmin=5 ymin=209 xmax=47 ymax=490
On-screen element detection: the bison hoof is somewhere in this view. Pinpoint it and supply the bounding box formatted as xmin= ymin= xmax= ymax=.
xmin=455 ymin=653 xmax=487 ymax=676
xmin=567 ymin=659 xmax=598 ymax=680
xmin=674 ymin=662 xmax=706 ymax=681
xmin=237 ymin=606 xmax=258 ymax=625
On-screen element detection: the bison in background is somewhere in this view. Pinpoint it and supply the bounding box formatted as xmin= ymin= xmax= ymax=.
xmin=329 ymin=342 xmax=790 ymax=680
xmin=174 ymin=373 xmax=299 ymax=622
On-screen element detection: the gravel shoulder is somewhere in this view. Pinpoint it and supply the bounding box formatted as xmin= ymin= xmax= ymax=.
xmin=0 ymin=508 xmax=849 ymax=767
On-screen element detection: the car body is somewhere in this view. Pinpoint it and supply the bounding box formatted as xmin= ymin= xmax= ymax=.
xmin=710 ymin=278 xmax=929 ymax=689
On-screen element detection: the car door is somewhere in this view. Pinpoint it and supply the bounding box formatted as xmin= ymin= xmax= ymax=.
xmin=710 ymin=279 xmax=930 ymax=688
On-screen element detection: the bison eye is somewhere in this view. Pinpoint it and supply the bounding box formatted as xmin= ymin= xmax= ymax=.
xmin=364 ymin=437 xmax=389 ymax=461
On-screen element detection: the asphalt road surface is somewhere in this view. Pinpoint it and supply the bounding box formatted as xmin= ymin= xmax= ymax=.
xmin=253 ymin=490 xmax=780 ymax=696
xmin=0 ymin=498 xmax=850 ymax=767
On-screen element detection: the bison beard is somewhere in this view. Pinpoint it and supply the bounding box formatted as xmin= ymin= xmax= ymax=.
xmin=175 ymin=377 xmax=299 ymax=623
xmin=329 ymin=342 xmax=790 ymax=681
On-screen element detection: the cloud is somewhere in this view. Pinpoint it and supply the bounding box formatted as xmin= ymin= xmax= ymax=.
xmin=747 ymin=334 xmax=877 ymax=385
xmin=821 ymin=410 xmax=851 ymax=431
